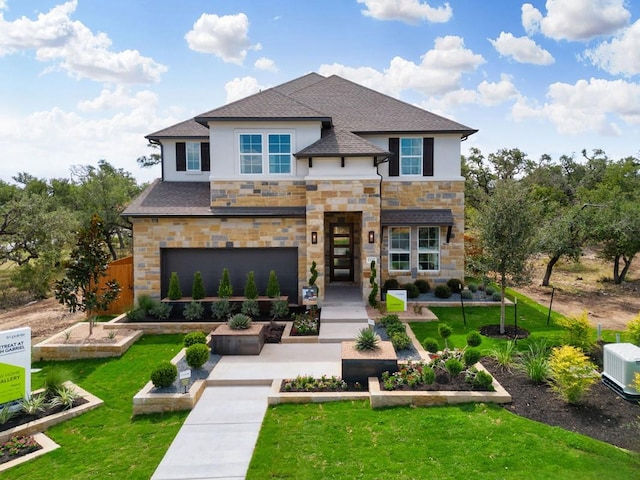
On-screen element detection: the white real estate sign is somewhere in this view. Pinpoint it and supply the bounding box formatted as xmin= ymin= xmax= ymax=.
xmin=0 ymin=327 xmax=31 ymax=404
xmin=386 ymin=290 xmax=407 ymax=312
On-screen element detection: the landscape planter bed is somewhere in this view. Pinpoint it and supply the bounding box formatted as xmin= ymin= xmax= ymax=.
xmin=341 ymin=340 xmax=398 ymax=385
xmin=210 ymin=323 xmax=265 ymax=355
xmin=0 ymin=382 xmax=103 ymax=443
xmin=0 ymin=433 xmax=59 ymax=473
xmin=267 ymin=379 xmax=370 ymax=405
xmin=107 ymin=313 xmax=221 ymax=334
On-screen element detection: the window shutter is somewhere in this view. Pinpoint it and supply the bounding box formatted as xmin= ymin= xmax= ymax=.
xmin=389 ymin=137 xmax=399 ymax=177
xmin=422 ymin=137 xmax=434 ymax=176
xmin=201 ymin=142 xmax=210 ymax=171
xmin=176 ymin=142 xmax=186 ymax=171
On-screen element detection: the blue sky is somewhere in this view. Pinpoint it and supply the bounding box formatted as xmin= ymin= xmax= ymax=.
xmin=1 ymin=0 xmax=639 ymax=184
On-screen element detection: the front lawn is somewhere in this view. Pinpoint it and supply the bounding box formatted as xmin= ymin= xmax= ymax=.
xmin=247 ymin=400 xmax=640 ymax=480
xmin=9 ymin=335 xmax=187 ymax=480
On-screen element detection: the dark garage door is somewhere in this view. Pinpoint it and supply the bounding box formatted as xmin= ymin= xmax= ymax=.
xmin=161 ymin=248 xmax=298 ymax=301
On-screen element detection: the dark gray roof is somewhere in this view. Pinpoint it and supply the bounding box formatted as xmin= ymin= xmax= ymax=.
xmin=123 ymin=180 xmax=212 ymax=216
xmin=381 ymin=209 xmax=454 ymax=226
xmin=295 ymin=129 xmax=391 ymax=157
xmin=146 ymin=119 xmax=209 ymax=140
xmin=272 ymin=72 xmax=325 ymax=96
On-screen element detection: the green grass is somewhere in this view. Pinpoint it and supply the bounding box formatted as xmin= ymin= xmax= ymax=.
xmin=247 ymin=401 xmax=640 ymax=480
xmin=10 ymin=335 xmax=187 ymax=480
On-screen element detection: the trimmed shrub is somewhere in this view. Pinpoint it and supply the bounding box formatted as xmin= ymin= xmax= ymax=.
xmin=467 ymin=283 xmax=478 ymax=293
xmin=308 ymin=261 xmax=318 ymax=286
xmin=183 ymin=301 xmax=204 ymax=321
xmin=461 ymin=290 xmax=473 ymax=300
xmin=241 ymin=299 xmax=260 ymax=317
xmin=491 ymin=292 xmax=502 ymax=302
xmin=151 ymin=361 xmax=177 ymax=388
xmin=557 ymin=310 xmax=593 ymax=351
xmin=386 ymin=322 xmax=406 ymax=336
xmin=438 ymin=323 xmax=453 ymax=349
xmin=126 ymin=307 xmax=146 ymax=322
xmin=463 ymin=348 xmax=482 ymax=367
xmin=403 ymin=283 xmax=420 ymax=299
xmin=414 ymin=279 xmax=430 ymax=294
xmin=217 ymin=268 xmax=233 ymax=298
xmin=355 ymin=327 xmax=380 ymax=351
xmin=211 ymin=299 xmax=233 ymax=320
xmin=472 ymin=370 xmax=494 ymax=390
xmin=447 ymin=278 xmax=463 ymax=293
xmin=485 ymin=286 xmax=496 ymax=296
xmin=422 ymin=337 xmax=439 ymax=353
xmin=270 ymin=299 xmax=289 ymax=320
xmin=183 ymin=331 xmax=207 ymax=348
xmin=391 ymin=332 xmax=412 ymax=351
xmin=382 ymin=278 xmax=400 ymax=291
xmin=185 ymin=343 xmax=209 ymax=369
xmin=466 ymin=331 xmax=482 ymax=347
xmin=627 ymin=313 xmax=640 ymax=346
xmin=244 ymin=271 xmax=258 ymax=299
xmin=228 ymin=313 xmax=252 ymax=330
xmin=266 ymin=270 xmax=280 ymax=298
xmin=368 ymin=260 xmax=379 ymax=307
xmin=149 ymin=302 xmax=172 ymax=320
xmin=192 ymin=271 xmax=206 ymax=300
xmin=434 ymin=285 xmax=452 ymax=299
xmin=445 ymin=358 xmax=464 ymax=377
xmin=380 ymin=314 xmax=400 ymax=328
xmin=167 ymin=272 xmax=182 ymax=300
xmin=548 ymin=345 xmax=598 ymax=404
xmin=421 ymin=366 xmax=436 ymax=384
xmin=137 ymin=294 xmax=156 ymax=314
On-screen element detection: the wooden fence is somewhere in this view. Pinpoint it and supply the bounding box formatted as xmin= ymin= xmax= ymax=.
xmin=94 ymin=256 xmax=134 ymax=315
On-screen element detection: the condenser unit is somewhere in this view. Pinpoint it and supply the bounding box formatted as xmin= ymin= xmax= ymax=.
xmin=601 ymin=343 xmax=640 ymax=401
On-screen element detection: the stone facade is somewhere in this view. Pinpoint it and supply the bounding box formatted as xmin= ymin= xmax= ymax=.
xmin=210 ymin=180 xmax=306 ymax=207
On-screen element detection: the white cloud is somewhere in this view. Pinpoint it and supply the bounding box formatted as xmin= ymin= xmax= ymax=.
xmin=583 ymin=19 xmax=640 ymax=75
xmin=0 ymin=1 xmax=7 ymax=10
xmin=511 ymin=78 xmax=640 ymax=135
xmin=357 ymin=0 xmax=452 ymax=24
xmin=77 ymin=86 xmax=158 ymax=112
xmin=254 ymin=57 xmax=278 ymax=72
xmin=225 ymin=76 xmax=265 ymax=103
xmin=521 ymin=0 xmax=630 ymax=41
xmin=320 ymin=35 xmax=484 ymax=96
xmin=0 ymin=0 xmax=166 ymax=83
xmin=185 ymin=12 xmax=260 ymax=65
xmin=489 ymin=32 xmax=554 ymax=65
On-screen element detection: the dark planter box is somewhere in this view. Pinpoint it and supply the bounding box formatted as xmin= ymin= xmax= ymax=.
xmin=210 ymin=324 xmax=265 ymax=355
xmin=341 ymin=341 xmax=398 ymax=385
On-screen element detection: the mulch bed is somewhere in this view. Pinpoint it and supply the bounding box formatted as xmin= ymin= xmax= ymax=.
xmin=264 ymin=323 xmax=285 ymax=343
xmin=483 ymin=358 xmax=640 ymax=452
xmin=480 ymin=324 xmax=530 ymax=340
xmin=0 ymin=436 xmax=41 ymax=465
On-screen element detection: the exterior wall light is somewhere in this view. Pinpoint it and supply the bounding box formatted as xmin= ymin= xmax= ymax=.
xmin=311 ymin=231 xmax=318 ymax=244
xmin=368 ymin=231 xmax=375 ymax=243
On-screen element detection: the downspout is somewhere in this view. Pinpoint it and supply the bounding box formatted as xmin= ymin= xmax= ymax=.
xmin=375 ymin=155 xmax=390 ymax=278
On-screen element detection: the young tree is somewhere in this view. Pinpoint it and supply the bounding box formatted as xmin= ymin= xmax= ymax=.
xmin=479 ymin=180 xmax=539 ymax=333
xmin=54 ymin=214 xmax=121 ymax=334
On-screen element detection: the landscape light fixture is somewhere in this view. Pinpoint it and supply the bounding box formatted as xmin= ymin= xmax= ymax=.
xmin=311 ymin=231 xmax=318 ymax=244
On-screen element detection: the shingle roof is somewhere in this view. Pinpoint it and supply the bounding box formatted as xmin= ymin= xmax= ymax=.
xmin=123 ymin=180 xmax=212 ymax=216
xmin=272 ymin=72 xmax=325 ymax=96
xmin=146 ymin=119 xmax=209 ymax=140
xmin=295 ymin=129 xmax=391 ymax=157
xmin=381 ymin=209 xmax=455 ymax=226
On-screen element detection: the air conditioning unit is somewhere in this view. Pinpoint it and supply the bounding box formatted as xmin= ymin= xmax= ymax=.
xmin=602 ymin=343 xmax=640 ymax=401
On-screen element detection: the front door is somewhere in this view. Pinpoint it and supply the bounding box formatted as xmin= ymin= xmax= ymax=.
xmin=330 ymin=224 xmax=354 ymax=282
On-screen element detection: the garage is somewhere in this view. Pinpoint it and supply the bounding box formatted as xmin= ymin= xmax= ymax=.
xmin=160 ymin=248 xmax=298 ymax=301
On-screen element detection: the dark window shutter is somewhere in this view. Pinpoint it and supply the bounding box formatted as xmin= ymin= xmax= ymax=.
xmin=201 ymin=142 xmax=210 ymax=171
xmin=176 ymin=142 xmax=186 ymax=171
xmin=423 ymin=137 xmax=434 ymax=176
xmin=389 ymin=137 xmax=399 ymax=177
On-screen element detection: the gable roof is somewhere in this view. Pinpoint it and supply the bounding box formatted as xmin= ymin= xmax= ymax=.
xmin=149 ymin=73 xmax=477 ymax=139
xmin=295 ymin=128 xmax=390 ymax=158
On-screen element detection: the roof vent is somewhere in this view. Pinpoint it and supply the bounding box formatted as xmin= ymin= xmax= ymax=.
xmin=601 ymin=343 xmax=640 ymax=401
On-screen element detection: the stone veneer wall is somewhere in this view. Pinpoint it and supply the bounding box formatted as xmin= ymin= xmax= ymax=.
xmin=131 ymin=217 xmax=307 ymax=300
xmin=210 ymin=180 xmax=306 ymax=207
xmin=380 ymin=180 xmax=464 ymax=284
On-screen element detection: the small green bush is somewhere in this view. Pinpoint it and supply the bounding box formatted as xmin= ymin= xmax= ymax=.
xmin=491 ymin=292 xmax=502 ymax=302
xmin=548 ymin=345 xmax=598 ymax=404
xmin=438 ymin=323 xmax=453 ymax=341
xmin=382 ymin=278 xmax=400 ymax=291
xmin=472 ymin=370 xmax=494 ymax=390
xmin=185 ymin=343 xmax=210 ymax=369
xmin=391 ymin=332 xmax=412 ymax=351
xmin=369 ymin=260 xmax=379 ymax=307
xmin=466 ymin=331 xmax=482 ymax=347
xmin=421 ymin=366 xmax=436 ymax=384
xmin=308 ymin=261 xmax=318 ymax=286
xmin=488 ymin=340 xmax=517 ymax=371
xmin=183 ymin=301 xmax=204 ymax=321
xmin=270 ymin=299 xmax=289 ymax=320
xmin=137 ymin=294 xmax=156 ymax=314
xmin=211 ymin=299 xmax=233 ymax=320
xmin=447 ymin=279 xmax=463 ymax=293
xmin=149 ymin=302 xmax=172 ymax=320
xmin=461 ymin=290 xmax=473 ymax=300
xmin=380 ymin=314 xmax=400 ymax=328
xmin=467 ymin=283 xmax=478 ymax=293
xmin=151 ymin=361 xmax=177 ymax=388
xmin=126 ymin=307 xmax=146 ymax=322
xmin=192 ymin=271 xmax=206 ymax=300
xmin=167 ymin=272 xmax=182 ymax=300
xmin=463 ymin=348 xmax=482 ymax=367
xmin=217 ymin=268 xmax=233 ymax=298
xmin=43 ymin=367 xmax=72 ymax=396
xmin=183 ymin=331 xmax=207 ymax=348
xmin=445 ymin=357 xmax=464 ymax=377
xmin=422 ymin=337 xmax=439 ymax=353
xmin=626 ymin=313 xmax=640 ymax=346
xmin=266 ymin=270 xmax=280 ymax=298
xmin=228 ymin=313 xmax=252 ymax=330
xmin=244 ymin=271 xmax=258 ymax=299
xmin=402 ymin=283 xmax=420 ymax=299
xmin=355 ymin=327 xmax=380 ymax=351
xmin=386 ymin=322 xmax=406 ymax=336
xmin=241 ymin=299 xmax=260 ymax=317
xmin=434 ymin=285 xmax=452 ymax=299
xmin=557 ymin=310 xmax=593 ymax=351
xmin=518 ymin=339 xmax=550 ymax=384
xmin=414 ymin=279 xmax=430 ymax=294
xmin=485 ymin=286 xmax=496 ymax=295
xmin=50 ymin=385 xmax=79 ymax=410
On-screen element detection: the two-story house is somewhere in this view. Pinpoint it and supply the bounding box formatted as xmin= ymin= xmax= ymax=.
xmin=123 ymin=73 xmax=476 ymax=304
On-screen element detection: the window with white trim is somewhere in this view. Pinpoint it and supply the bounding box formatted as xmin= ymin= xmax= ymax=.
xmin=400 ymin=138 xmax=422 ymax=175
xmin=418 ymin=227 xmax=440 ymax=271
xmin=240 ymin=134 xmax=263 ymax=174
xmin=389 ymin=227 xmax=411 ymax=271
xmin=186 ymin=142 xmax=201 ymax=171
xmin=268 ymin=134 xmax=291 ymax=174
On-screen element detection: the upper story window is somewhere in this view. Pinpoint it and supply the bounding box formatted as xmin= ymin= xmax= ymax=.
xmin=239 ymin=133 xmax=292 ymax=175
xmin=389 ymin=227 xmax=411 ymax=271
xmin=400 ymin=138 xmax=422 ymax=175
xmin=186 ymin=142 xmax=201 ymax=171
xmin=418 ymin=227 xmax=440 ymax=271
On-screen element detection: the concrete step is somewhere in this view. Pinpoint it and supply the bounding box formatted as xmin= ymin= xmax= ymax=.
xmin=318 ymin=321 xmax=369 ymax=343
xmin=320 ymin=305 xmax=370 ymax=323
